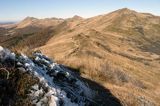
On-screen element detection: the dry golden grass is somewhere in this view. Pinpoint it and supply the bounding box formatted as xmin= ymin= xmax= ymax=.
xmin=38 ymin=27 xmax=160 ymax=105
xmin=0 ymin=65 xmax=39 ymax=106
xmin=1 ymin=8 xmax=160 ymax=106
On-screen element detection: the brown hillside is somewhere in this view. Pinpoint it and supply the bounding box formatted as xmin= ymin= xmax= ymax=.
xmin=0 ymin=8 xmax=160 ymax=106
xmin=39 ymin=8 xmax=160 ymax=106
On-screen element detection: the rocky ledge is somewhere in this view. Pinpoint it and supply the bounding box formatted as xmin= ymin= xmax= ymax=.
xmin=0 ymin=46 xmax=95 ymax=106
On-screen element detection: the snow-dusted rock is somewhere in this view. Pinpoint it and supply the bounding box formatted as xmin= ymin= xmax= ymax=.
xmin=0 ymin=47 xmax=95 ymax=106
xmin=0 ymin=46 xmax=15 ymax=62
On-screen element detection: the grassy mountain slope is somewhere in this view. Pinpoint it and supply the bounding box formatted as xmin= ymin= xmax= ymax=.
xmin=39 ymin=8 xmax=160 ymax=106
xmin=0 ymin=8 xmax=160 ymax=106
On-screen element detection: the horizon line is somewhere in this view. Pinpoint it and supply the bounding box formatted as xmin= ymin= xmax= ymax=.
xmin=1 ymin=8 xmax=160 ymax=22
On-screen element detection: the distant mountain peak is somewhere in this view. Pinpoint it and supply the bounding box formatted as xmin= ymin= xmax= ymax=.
xmin=120 ymin=8 xmax=131 ymax=11
xmin=23 ymin=16 xmax=38 ymax=21
xmin=117 ymin=8 xmax=136 ymax=14
xmin=72 ymin=15 xmax=83 ymax=20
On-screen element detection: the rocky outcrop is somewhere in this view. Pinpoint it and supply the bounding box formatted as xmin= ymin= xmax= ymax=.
xmin=0 ymin=46 xmax=95 ymax=106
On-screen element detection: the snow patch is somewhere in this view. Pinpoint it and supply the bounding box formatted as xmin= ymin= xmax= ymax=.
xmin=0 ymin=47 xmax=95 ymax=106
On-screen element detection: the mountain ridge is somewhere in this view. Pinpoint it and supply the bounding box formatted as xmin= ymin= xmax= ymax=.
xmin=0 ymin=8 xmax=160 ymax=106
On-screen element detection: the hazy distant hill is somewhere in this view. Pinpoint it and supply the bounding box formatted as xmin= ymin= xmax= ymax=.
xmin=0 ymin=21 xmax=16 ymax=25
xmin=0 ymin=8 xmax=160 ymax=106
xmin=16 ymin=17 xmax=64 ymax=28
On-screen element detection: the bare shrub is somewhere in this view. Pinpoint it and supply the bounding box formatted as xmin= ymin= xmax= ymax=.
xmin=0 ymin=65 xmax=39 ymax=106
xmin=99 ymin=61 xmax=146 ymax=89
xmin=100 ymin=61 xmax=129 ymax=84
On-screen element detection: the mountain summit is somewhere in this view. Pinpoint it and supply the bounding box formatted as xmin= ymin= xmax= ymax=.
xmin=0 ymin=8 xmax=160 ymax=106
xmin=117 ymin=8 xmax=136 ymax=13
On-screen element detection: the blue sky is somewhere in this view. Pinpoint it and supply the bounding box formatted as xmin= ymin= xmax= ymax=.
xmin=0 ymin=0 xmax=160 ymax=22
